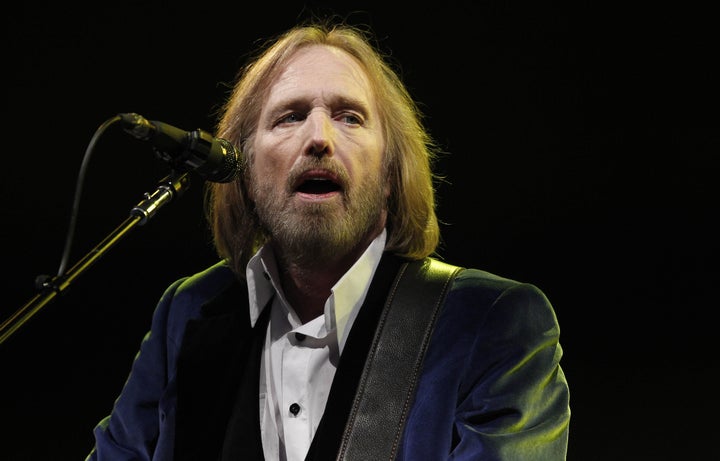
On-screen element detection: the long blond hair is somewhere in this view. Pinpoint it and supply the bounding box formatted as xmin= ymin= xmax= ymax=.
xmin=206 ymin=20 xmax=442 ymax=276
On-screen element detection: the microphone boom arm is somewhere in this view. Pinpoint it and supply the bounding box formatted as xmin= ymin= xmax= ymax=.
xmin=0 ymin=171 xmax=191 ymax=345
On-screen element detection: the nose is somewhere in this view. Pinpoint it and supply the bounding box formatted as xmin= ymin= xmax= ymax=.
xmin=303 ymin=110 xmax=334 ymax=157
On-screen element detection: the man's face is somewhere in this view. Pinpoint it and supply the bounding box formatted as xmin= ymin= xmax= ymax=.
xmin=249 ymin=45 xmax=388 ymax=262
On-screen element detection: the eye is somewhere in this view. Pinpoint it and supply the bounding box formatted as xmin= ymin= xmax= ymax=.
xmin=339 ymin=113 xmax=363 ymax=126
xmin=277 ymin=112 xmax=305 ymax=125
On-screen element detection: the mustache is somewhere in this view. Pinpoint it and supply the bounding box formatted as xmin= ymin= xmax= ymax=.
xmin=286 ymin=157 xmax=350 ymax=190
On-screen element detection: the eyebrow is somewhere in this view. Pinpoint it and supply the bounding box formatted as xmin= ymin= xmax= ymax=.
xmin=330 ymin=94 xmax=372 ymax=116
xmin=267 ymin=93 xmax=373 ymax=120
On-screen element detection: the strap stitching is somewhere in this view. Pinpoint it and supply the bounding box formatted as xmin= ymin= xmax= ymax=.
xmin=337 ymin=261 xmax=409 ymax=458
xmin=389 ymin=263 xmax=460 ymax=459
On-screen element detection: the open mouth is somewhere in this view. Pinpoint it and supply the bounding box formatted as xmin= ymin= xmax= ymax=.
xmin=296 ymin=177 xmax=341 ymax=194
xmin=293 ymin=168 xmax=343 ymax=196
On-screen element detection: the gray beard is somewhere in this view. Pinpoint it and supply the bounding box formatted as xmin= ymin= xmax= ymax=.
xmin=252 ymin=170 xmax=386 ymax=268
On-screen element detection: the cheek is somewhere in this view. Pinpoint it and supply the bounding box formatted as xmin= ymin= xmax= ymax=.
xmin=251 ymin=139 xmax=284 ymax=180
xmin=252 ymin=130 xmax=299 ymax=171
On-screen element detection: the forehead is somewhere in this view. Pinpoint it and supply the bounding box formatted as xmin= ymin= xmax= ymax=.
xmin=266 ymin=45 xmax=375 ymax=104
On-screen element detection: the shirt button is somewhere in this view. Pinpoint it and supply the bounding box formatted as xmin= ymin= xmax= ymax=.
xmin=289 ymin=403 xmax=301 ymax=416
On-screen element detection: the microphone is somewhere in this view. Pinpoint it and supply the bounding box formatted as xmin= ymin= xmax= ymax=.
xmin=119 ymin=112 xmax=240 ymax=183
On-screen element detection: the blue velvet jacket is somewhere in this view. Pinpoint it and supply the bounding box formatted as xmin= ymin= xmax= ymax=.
xmin=87 ymin=253 xmax=570 ymax=460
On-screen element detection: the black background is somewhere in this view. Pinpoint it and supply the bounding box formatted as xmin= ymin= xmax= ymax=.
xmin=2 ymin=2 xmax=717 ymax=460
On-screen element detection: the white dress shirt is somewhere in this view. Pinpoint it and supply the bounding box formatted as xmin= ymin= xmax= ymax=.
xmin=245 ymin=230 xmax=386 ymax=461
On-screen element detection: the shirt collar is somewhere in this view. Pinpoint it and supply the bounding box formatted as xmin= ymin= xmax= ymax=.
xmin=246 ymin=229 xmax=387 ymax=353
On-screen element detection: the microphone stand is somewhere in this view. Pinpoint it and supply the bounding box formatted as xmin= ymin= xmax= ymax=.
xmin=0 ymin=170 xmax=191 ymax=345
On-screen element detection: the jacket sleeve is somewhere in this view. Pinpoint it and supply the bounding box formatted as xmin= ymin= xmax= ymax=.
xmin=452 ymin=280 xmax=571 ymax=460
xmin=85 ymin=277 xmax=191 ymax=461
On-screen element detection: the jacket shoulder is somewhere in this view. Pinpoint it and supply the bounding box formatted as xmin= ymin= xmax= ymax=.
xmin=154 ymin=260 xmax=242 ymax=330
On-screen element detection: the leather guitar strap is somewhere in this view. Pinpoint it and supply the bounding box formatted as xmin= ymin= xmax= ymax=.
xmin=336 ymin=257 xmax=463 ymax=460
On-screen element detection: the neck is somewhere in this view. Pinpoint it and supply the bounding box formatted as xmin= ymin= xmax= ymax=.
xmin=279 ymin=265 xmax=336 ymax=324
xmin=273 ymin=228 xmax=382 ymax=323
